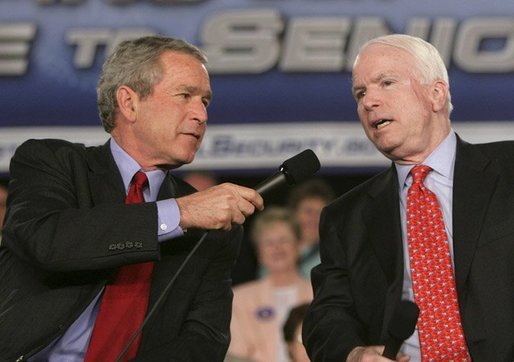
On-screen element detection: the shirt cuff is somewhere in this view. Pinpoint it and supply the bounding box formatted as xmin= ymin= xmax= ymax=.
xmin=156 ymin=199 xmax=185 ymax=241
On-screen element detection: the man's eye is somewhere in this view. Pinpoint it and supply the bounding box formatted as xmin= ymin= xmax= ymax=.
xmin=355 ymin=90 xmax=366 ymax=100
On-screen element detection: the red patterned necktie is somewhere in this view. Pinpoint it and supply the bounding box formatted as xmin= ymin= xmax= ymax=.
xmin=85 ymin=171 xmax=154 ymax=362
xmin=406 ymin=165 xmax=470 ymax=362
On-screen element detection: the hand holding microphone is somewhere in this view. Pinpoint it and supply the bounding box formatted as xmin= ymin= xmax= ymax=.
xmin=177 ymin=149 xmax=321 ymax=231
xmin=176 ymin=182 xmax=264 ymax=231
xmin=382 ymin=300 xmax=419 ymax=359
xmin=347 ymin=300 xmax=419 ymax=362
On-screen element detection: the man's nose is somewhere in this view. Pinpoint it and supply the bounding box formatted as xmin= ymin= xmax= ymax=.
xmin=192 ymin=100 xmax=208 ymax=124
xmin=361 ymin=89 xmax=381 ymax=111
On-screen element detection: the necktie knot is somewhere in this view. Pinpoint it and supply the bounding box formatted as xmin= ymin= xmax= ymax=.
xmin=126 ymin=171 xmax=148 ymax=204
xmin=132 ymin=171 xmax=148 ymax=188
xmin=410 ymin=164 xmax=431 ymax=185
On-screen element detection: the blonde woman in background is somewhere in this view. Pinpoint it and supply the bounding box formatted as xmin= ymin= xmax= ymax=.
xmin=226 ymin=207 xmax=313 ymax=362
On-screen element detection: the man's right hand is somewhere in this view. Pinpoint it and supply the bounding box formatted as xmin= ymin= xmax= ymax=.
xmin=176 ymin=183 xmax=264 ymax=231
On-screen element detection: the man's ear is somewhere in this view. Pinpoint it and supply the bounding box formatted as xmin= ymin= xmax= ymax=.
xmin=116 ymin=85 xmax=139 ymax=122
xmin=430 ymin=80 xmax=449 ymax=112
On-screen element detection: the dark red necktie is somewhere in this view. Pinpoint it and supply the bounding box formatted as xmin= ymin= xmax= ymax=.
xmin=85 ymin=171 xmax=154 ymax=362
xmin=407 ymin=165 xmax=470 ymax=361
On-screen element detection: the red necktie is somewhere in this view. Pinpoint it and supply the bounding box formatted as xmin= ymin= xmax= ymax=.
xmin=407 ymin=165 xmax=470 ymax=362
xmin=85 ymin=171 xmax=154 ymax=362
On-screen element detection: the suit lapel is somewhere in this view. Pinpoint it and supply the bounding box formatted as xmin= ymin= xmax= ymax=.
xmin=86 ymin=140 xmax=126 ymax=205
xmin=363 ymin=166 xmax=404 ymax=286
xmin=453 ymin=138 xmax=498 ymax=296
xmin=362 ymin=166 xmax=405 ymax=340
xmin=157 ymin=173 xmax=178 ymax=200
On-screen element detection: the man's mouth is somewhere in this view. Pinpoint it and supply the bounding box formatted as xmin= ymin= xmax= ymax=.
xmin=374 ymin=119 xmax=392 ymax=129
xmin=184 ymin=132 xmax=200 ymax=140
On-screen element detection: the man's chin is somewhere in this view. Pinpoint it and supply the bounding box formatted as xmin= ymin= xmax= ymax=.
xmin=376 ymin=143 xmax=401 ymax=161
xmin=157 ymin=156 xmax=194 ymax=170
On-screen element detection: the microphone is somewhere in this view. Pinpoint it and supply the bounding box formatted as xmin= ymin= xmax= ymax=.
xmin=382 ymin=300 xmax=420 ymax=359
xmin=254 ymin=149 xmax=321 ymax=197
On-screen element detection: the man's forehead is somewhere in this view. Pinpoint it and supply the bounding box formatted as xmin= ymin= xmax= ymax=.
xmin=353 ymin=46 xmax=413 ymax=79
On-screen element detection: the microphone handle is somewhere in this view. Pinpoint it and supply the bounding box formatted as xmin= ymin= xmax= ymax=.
xmin=382 ymin=337 xmax=402 ymax=359
xmin=254 ymin=172 xmax=286 ymax=196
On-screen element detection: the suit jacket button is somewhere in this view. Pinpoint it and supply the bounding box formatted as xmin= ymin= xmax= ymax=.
xmin=125 ymin=241 xmax=133 ymax=248
xmin=108 ymin=244 xmax=116 ymax=251
xmin=116 ymin=243 xmax=125 ymax=250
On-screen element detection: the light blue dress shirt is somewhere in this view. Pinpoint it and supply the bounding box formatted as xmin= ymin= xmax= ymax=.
xmin=29 ymin=138 xmax=184 ymax=361
xmin=395 ymin=130 xmax=457 ymax=362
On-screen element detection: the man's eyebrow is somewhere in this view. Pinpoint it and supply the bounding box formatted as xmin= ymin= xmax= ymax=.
xmin=351 ymin=84 xmax=364 ymax=95
xmin=352 ymin=72 xmax=393 ymax=92
xmin=369 ymin=73 xmax=390 ymax=84
xmin=178 ymin=85 xmax=212 ymax=100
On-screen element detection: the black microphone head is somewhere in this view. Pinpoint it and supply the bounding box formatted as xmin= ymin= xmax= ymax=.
xmin=280 ymin=149 xmax=320 ymax=185
xmin=388 ymin=300 xmax=420 ymax=340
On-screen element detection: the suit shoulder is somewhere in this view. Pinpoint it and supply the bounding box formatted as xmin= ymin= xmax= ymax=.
xmin=18 ymin=138 xmax=86 ymax=151
xmin=14 ymin=138 xmax=89 ymax=161
xmin=11 ymin=139 xmax=110 ymax=178
xmin=474 ymin=140 xmax=514 ymax=156
xmin=460 ymin=140 xmax=514 ymax=169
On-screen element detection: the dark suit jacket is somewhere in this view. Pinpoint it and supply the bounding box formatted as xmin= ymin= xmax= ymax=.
xmin=303 ymin=137 xmax=514 ymax=361
xmin=0 ymin=139 xmax=242 ymax=361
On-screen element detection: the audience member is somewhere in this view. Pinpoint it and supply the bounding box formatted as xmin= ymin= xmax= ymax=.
xmin=286 ymin=179 xmax=335 ymax=279
xmin=227 ymin=207 xmax=313 ymax=362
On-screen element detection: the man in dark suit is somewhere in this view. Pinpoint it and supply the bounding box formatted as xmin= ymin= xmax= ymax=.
xmin=0 ymin=36 xmax=263 ymax=361
xmin=302 ymin=34 xmax=514 ymax=362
